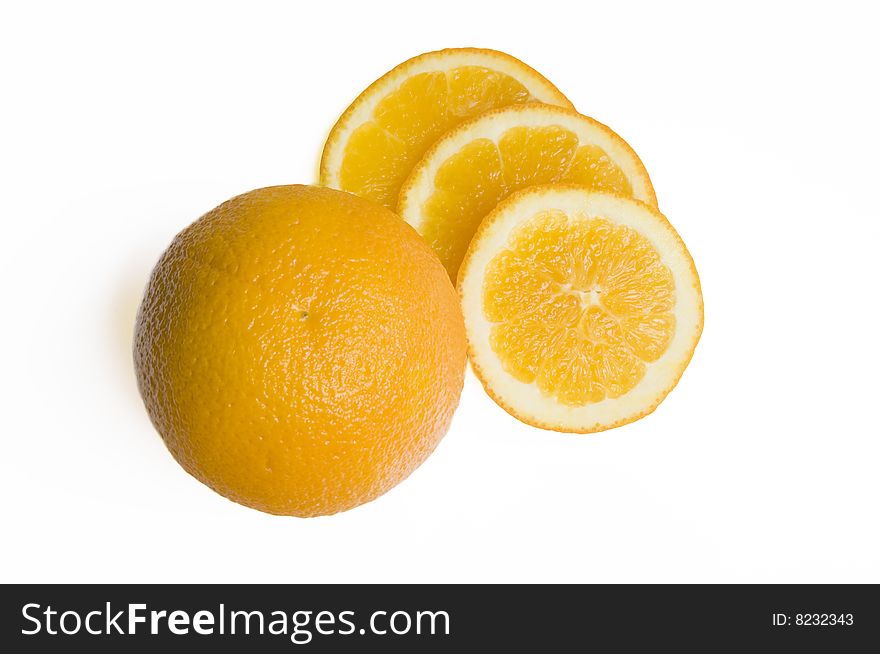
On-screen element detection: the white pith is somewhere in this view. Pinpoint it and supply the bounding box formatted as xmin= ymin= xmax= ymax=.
xmin=321 ymin=49 xmax=572 ymax=189
xmin=459 ymin=188 xmax=701 ymax=432
xmin=399 ymin=105 xmax=655 ymax=232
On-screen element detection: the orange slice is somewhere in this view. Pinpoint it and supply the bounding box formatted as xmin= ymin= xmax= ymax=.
xmin=320 ymin=48 xmax=573 ymax=210
xmin=458 ymin=186 xmax=702 ymax=433
xmin=398 ymin=103 xmax=656 ymax=279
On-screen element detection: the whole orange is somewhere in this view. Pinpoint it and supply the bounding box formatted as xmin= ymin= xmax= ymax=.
xmin=134 ymin=185 xmax=466 ymax=516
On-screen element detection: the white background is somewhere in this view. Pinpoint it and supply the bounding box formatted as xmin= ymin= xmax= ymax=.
xmin=2 ymin=1 xmax=878 ymax=583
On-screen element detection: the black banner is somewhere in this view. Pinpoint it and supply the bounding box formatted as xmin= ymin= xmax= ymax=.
xmin=1 ymin=584 xmax=876 ymax=650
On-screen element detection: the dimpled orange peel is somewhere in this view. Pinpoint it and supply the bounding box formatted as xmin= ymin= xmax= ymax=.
xmin=458 ymin=186 xmax=702 ymax=433
xmin=134 ymin=185 xmax=467 ymax=516
xmin=320 ymin=48 xmax=573 ymax=210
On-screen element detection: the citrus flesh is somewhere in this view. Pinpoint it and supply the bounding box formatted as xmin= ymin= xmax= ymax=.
xmin=399 ymin=104 xmax=656 ymax=280
xmin=458 ymin=186 xmax=701 ymax=433
xmin=134 ymin=185 xmax=467 ymax=516
xmin=320 ymin=48 xmax=573 ymax=210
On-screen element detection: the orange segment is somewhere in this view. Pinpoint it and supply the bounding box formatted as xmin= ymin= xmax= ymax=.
xmin=498 ymin=125 xmax=579 ymax=191
xmin=373 ymin=72 xmax=450 ymax=146
xmin=338 ymin=123 xmax=410 ymax=206
xmin=507 ymin=209 xmax=574 ymax=283
xmin=447 ymin=66 xmax=531 ymax=116
xmin=566 ymin=145 xmax=634 ymax=196
xmin=421 ymin=139 xmax=506 ymax=270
